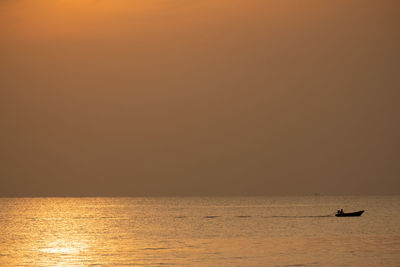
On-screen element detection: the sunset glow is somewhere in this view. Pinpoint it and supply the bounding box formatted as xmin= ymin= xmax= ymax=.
xmin=2 ymin=0 xmax=399 ymax=197
xmin=1 ymin=1 xmax=399 ymax=265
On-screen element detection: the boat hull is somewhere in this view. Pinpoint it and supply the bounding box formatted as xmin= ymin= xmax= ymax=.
xmin=335 ymin=210 xmax=364 ymax=217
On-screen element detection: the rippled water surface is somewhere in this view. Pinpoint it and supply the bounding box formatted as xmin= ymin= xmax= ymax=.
xmin=0 ymin=196 xmax=399 ymax=266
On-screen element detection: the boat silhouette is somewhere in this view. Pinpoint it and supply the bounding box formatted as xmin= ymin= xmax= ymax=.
xmin=335 ymin=210 xmax=364 ymax=217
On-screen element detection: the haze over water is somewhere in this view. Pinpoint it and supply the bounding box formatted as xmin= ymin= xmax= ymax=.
xmin=1 ymin=1 xmax=399 ymax=266
xmin=1 ymin=0 xmax=399 ymax=197
xmin=1 ymin=196 xmax=399 ymax=266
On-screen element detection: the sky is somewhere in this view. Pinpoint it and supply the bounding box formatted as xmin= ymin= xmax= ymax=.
xmin=1 ymin=0 xmax=399 ymax=196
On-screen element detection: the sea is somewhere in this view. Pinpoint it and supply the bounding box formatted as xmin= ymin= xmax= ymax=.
xmin=0 ymin=196 xmax=399 ymax=266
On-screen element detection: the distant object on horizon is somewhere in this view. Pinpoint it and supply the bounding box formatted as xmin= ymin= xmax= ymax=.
xmin=335 ymin=209 xmax=364 ymax=217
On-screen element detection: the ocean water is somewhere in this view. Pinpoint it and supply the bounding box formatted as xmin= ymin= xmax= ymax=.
xmin=0 ymin=196 xmax=399 ymax=266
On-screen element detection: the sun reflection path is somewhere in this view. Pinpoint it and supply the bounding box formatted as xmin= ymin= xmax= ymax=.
xmin=40 ymin=240 xmax=86 ymax=254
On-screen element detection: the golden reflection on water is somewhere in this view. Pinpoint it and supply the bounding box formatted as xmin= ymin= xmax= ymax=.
xmin=12 ymin=199 xmax=96 ymax=266
xmin=1 ymin=197 xmax=399 ymax=266
xmin=39 ymin=239 xmax=86 ymax=254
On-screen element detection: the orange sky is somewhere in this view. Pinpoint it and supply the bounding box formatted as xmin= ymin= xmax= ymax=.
xmin=1 ymin=0 xmax=399 ymax=196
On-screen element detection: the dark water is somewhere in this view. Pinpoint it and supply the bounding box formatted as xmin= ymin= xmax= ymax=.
xmin=0 ymin=196 xmax=399 ymax=266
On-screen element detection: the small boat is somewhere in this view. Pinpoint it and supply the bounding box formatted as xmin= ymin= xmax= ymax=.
xmin=335 ymin=210 xmax=364 ymax=217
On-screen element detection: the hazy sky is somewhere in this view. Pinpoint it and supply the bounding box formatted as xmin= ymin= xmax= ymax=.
xmin=1 ymin=0 xmax=399 ymax=196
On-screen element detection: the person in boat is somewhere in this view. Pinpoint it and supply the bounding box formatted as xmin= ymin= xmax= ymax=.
xmin=340 ymin=209 xmax=343 ymax=214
